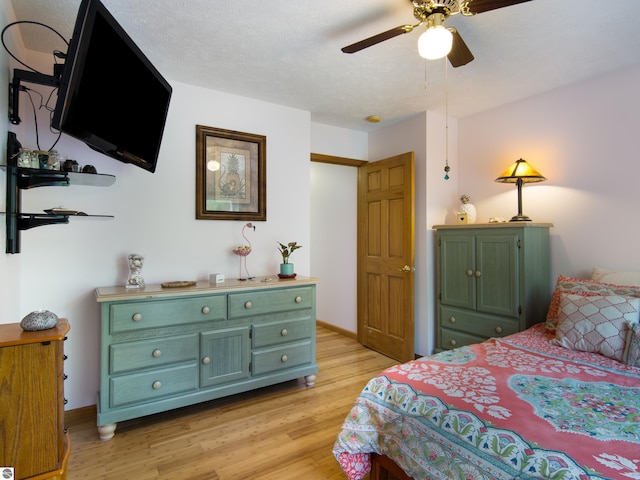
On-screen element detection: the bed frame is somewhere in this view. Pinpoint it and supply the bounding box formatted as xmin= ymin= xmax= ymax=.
xmin=370 ymin=454 xmax=412 ymax=480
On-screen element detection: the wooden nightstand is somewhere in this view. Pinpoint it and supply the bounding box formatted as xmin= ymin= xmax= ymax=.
xmin=0 ymin=318 xmax=70 ymax=479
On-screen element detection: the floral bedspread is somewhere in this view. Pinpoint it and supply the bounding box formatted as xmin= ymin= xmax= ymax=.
xmin=333 ymin=324 xmax=640 ymax=480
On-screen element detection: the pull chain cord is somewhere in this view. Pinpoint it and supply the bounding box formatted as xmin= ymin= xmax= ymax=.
xmin=444 ymin=58 xmax=450 ymax=180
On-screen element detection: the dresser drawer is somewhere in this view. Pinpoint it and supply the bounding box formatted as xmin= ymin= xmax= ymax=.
xmin=109 ymin=295 xmax=226 ymax=333
xmin=251 ymin=340 xmax=312 ymax=376
xmin=110 ymin=364 xmax=198 ymax=407
xmin=109 ymin=334 xmax=198 ymax=374
xmin=228 ymin=287 xmax=313 ymax=318
xmin=252 ymin=317 xmax=313 ymax=348
xmin=439 ymin=306 xmax=519 ymax=339
xmin=439 ymin=328 xmax=486 ymax=350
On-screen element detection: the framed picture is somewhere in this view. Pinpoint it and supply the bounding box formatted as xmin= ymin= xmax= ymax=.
xmin=196 ymin=125 xmax=266 ymax=221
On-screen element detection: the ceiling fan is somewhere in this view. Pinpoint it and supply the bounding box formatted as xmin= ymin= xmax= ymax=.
xmin=341 ymin=0 xmax=532 ymax=67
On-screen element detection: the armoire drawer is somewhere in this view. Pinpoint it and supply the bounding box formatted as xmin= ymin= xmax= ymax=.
xmin=252 ymin=317 xmax=313 ymax=348
xmin=109 ymin=334 xmax=198 ymax=374
xmin=439 ymin=328 xmax=486 ymax=350
xmin=110 ymin=363 xmax=198 ymax=407
xmin=251 ymin=340 xmax=312 ymax=376
xmin=439 ymin=306 xmax=519 ymax=339
xmin=109 ymin=295 xmax=226 ymax=333
xmin=228 ymin=287 xmax=313 ymax=318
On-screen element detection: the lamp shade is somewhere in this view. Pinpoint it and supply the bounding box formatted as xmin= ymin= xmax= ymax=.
xmin=418 ymin=26 xmax=453 ymax=60
xmin=495 ymin=158 xmax=546 ymax=184
xmin=495 ymin=158 xmax=546 ymax=222
xmin=418 ymin=13 xmax=453 ymax=60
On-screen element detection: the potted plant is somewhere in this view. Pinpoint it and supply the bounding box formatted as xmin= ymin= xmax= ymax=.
xmin=277 ymin=241 xmax=302 ymax=277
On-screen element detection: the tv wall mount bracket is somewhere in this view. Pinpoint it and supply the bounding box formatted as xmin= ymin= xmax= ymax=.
xmin=8 ymin=63 xmax=64 ymax=125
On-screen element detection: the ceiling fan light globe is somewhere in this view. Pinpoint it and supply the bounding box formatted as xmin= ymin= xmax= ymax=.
xmin=418 ymin=26 xmax=453 ymax=60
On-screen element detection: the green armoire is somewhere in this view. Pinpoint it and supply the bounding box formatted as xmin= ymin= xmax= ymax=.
xmin=434 ymin=223 xmax=552 ymax=351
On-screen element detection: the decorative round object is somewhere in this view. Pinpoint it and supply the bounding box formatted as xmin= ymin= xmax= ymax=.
xmin=20 ymin=310 xmax=59 ymax=331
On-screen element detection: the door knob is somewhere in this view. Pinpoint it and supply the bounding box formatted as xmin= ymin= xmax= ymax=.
xmin=399 ymin=265 xmax=412 ymax=272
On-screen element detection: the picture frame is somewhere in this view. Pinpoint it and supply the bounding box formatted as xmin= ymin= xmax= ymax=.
xmin=196 ymin=125 xmax=266 ymax=221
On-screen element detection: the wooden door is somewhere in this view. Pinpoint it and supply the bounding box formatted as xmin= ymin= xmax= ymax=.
xmin=357 ymin=152 xmax=415 ymax=362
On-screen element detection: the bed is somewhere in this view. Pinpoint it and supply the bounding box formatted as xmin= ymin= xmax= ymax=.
xmin=333 ymin=272 xmax=640 ymax=480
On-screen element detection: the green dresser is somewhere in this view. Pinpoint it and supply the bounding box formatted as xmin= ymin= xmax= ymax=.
xmin=434 ymin=223 xmax=551 ymax=351
xmin=95 ymin=276 xmax=318 ymax=440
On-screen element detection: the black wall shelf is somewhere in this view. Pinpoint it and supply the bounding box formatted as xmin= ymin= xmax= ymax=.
xmin=3 ymin=132 xmax=116 ymax=254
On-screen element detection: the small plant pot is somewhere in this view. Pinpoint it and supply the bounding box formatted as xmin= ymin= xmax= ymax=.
xmin=280 ymin=263 xmax=294 ymax=276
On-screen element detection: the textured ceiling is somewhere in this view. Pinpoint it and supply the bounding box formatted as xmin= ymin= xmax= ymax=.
xmin=9 ymin=0 xmax=640 ymax=132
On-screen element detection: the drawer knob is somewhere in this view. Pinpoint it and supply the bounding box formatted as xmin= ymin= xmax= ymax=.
xmin=201 ymin=306 xmax=210 ymax=314
xmin=132 ymin=313 xmax=142 ymax=322
xmin=495 ymin=326 xmax=503 ymax=334
xmin=152 ymin=349 xmax=162 ymax=358
xmin=245 ymin=301 xmax=253 ymax=309
xmin=475 ymin=270 xmax=481 ymax=278
xmin=449 ymin=339 xmax=457 ymax=346
xmin=281 ymin=328 xmax=288 ymax=336
xmin=466 ymin=269 xmax=473 ymax=277
xmin=152 ymin=381 xmax=162 ymax=390
xmin=448 ymin=316 xmax=456 ymax=324
xmin=202 ymin=356 xmax=211 ymax=365
xmin=281 ymin=354 xmax=288 ymax=363
xmin=295 ymin=296 xmax=302 ymax=303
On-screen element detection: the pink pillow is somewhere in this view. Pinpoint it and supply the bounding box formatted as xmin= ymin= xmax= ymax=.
xmin=546 ymin=275 xmax=640 ymax=329
xmin=551 ymin=293 xmax=640 ymax=361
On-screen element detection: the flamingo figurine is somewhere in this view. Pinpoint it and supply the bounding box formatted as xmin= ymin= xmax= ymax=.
xmin=232 ymin=223 xmax=255 ymax=280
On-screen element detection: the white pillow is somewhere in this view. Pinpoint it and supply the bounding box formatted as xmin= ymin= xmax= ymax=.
xmin=592 ymin=267 xmax=640 ymax=287
xmin=551 ymin=293 xmax=640 ymax=361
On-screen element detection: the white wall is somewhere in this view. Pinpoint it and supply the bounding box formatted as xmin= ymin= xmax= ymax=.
xmin=1 ymin=31 xmax=312 ymax=408
xmin=310 ymin=123 xmax=367 ymax=333
xmin=458 ymin=65 xmax=640 ymax=282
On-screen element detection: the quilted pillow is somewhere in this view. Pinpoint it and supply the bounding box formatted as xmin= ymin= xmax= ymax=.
xmin=592 ymin=267 xmax=640 ymax=287
xmin=546 ymin=275 xmax=640 ymax=329
xmin=551 ymin=293 xmax=640 ymax=361
xmin=623 ymin=322 xmax=640 ymax=367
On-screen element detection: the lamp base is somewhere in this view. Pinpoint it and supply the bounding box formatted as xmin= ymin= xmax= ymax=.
xmin=509 ymin=214 xmax=532 ymax=222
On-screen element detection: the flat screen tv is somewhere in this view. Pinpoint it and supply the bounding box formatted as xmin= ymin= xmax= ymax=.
xmin=51 ymin=0 xmax=172 ymax=173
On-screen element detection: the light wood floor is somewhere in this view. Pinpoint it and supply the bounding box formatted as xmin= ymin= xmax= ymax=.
xmin=65 ymin=326 xmax=399 ymax=480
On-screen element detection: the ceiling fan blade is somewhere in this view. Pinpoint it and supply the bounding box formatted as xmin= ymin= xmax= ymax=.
xmin=465 ymin=0 xmax=532 ymax=15
xmin=341 ymin=24 xmax=415 ymax=54
xmin=447 ymin=29 xmax=474 ymax=67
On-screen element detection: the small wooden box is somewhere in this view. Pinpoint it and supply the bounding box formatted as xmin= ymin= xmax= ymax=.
xmin=456 ymin=213 xmax=469 ymax=224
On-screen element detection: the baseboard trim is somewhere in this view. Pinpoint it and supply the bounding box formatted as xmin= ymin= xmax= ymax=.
xmin=316 ymin=320 xmax=357 ymax=339
xmin=65 ymin=405 xmax=96 ymax=427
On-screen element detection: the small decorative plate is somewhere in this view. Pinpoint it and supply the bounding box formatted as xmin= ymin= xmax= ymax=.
xmin=161 ymin=281 xmax=197 ymax=288
xmin=278 ymin=273 xmax=297 ymax=279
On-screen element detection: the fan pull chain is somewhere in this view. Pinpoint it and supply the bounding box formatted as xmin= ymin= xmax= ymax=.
xmin=424 ymin=58 xmax=428 ymax=90
xmin=444 ymin=59 xmax=450 ymax=180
